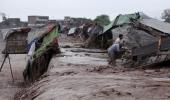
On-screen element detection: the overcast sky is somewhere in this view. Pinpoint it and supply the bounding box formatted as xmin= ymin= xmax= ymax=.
xmin=0 ymin=0 xmax=170 ymax=21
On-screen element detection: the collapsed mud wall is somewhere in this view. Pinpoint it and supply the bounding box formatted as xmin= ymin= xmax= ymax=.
xmin=23 ymin=24 xmax=60 ymax=83
xmin=23 ymin=45 xmax=60 ymax=83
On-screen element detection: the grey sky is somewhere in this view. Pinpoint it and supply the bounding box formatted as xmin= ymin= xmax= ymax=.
xmin=0 ymin=0 xmax=170 ymax=21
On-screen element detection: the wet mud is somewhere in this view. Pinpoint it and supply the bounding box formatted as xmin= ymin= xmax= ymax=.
xmin=14 ymin=34 xmax=170 ymax=100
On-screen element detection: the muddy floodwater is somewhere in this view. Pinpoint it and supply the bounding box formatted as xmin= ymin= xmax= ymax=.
xmin=0 ymin=34 xmax=170 ymax=100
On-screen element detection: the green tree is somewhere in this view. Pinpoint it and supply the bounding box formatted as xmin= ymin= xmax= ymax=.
xmin=94 ymin=15 xmax=111 ymax=26
xmin=162 ymin=9 xmax=170 ymax=23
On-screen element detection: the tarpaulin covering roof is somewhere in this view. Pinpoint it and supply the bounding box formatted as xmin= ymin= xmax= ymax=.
xmin=0 ymin=27 xmax=30 ymax=40
xmin=32 ymin=24 xmax=59 ymax=59
xmin=102 ymin=12 xmax=150 ymax=35
xmin=139 ymin=18 xmax=170 ymax=34
xmin=27 ymin=25 xmax=56 ymax=45
xmin=68 ymin=27 xmax=76 ymax=35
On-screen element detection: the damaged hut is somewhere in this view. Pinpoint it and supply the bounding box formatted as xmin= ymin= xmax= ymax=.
xmin=83 ymin=23 xmax=103 ymax=48
xmin=23 ymin=24 xmax=60 ymax=82
xmin=99 ymin=12 xmax=170 ymax=67
xmin=0 ymin=27 xmax=31 ymax=54
xmin=133 ymin=18 xmax=170 ymax=51
xmin=98 ymin=12 xmax=150 ymax=48
xmin=67 ymin=27 xmax=81 ymax=37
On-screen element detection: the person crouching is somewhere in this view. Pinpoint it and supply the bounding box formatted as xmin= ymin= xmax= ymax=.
xmin=108 ymin=34 xmax=124 ymax=66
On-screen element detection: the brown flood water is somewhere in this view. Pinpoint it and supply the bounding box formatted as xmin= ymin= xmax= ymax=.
xmin=0 ymin=34 xmax=170 ymax=100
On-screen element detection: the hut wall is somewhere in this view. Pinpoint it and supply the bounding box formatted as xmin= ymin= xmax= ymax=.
xmin=5 ymin=32 xmax=28 ymax=54
xmin=132 ymin=42 xmax=158 ymax=56
xmin=160 ymin=36 xmax=170 ymax=51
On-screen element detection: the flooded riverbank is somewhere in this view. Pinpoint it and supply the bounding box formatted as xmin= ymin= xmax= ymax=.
xmin=14 ymin=34 xmax=170 ymax=100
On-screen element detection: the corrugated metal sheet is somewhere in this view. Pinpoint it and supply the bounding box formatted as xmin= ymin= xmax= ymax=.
xmin=140 ymin=19 xmax=170 ymax=34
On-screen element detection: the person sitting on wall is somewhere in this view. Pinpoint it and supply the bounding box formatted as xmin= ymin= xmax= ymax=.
xmin=107 ymin=34 xmax=124 ymax=66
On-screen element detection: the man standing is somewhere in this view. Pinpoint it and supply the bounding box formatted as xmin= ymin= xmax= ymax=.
xmin=108 ymin=34 xmax=124 ymax=65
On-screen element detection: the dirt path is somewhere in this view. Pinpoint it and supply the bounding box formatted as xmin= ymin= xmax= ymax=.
xmin=0 ymin=54 xmax=26 ymax=100
xmin=13 ymin=34 xmax=170 ymax=100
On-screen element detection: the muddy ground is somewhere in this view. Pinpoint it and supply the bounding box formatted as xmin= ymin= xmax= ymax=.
xmin=0 ymin=34 xmax=170 ymax=100
xmin=0 ymin=54 xmax=26 ymax=100
xmin=0 ymin=41 xmax=27 ymax=100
